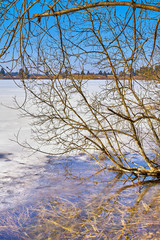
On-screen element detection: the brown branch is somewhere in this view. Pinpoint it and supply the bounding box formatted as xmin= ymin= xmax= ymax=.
xmin=150 ymin=16 xmax=160 ymax=61
xmin=33 ymin=1 xmax=160 ymax=18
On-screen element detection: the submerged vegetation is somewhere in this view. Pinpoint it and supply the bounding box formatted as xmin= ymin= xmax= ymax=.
xmin=1 ymin=168 xmax=160 ymax=239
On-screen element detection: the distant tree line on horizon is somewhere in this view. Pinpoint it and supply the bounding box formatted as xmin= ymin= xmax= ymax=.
xmin=0 ymin=67 xmax=29 ymax=78
xmin=119 ymin=65 xmax=160 ymax=78
xmin=1 ymin=65 xmax=160 ymax=78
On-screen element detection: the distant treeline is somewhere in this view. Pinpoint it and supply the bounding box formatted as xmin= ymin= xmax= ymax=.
xmin=1 ymin=65 xmax=160 ymax=79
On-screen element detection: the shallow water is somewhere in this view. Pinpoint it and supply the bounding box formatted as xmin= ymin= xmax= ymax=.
xmin=1 ymin=156 xmax=160 ymax=239
xmin=0 ymin=79 xmax=160 ymax=239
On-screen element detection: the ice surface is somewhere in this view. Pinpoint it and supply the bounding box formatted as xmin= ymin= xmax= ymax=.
xmin=0 ymin=80 xmax=48 ymax=210
xmin=0 ymin=79 xmax=104 ymax=211
xmin=0 ymin=79 xmax=158 ymax=212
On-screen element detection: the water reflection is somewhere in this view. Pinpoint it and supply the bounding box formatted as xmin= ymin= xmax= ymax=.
xmin=0 ymin=155 xmax=160 ymax=239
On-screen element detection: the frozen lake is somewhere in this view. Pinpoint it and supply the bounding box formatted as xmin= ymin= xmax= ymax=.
xmin=0 ymin=79 xmax=159 ymax=211
xmin=0 ymin=80 xmax=48 ymax=210
xmin=0 ymin=79 xmax=106 ymax=211
xmin=0 ymin=79 xmax=160 ymax=239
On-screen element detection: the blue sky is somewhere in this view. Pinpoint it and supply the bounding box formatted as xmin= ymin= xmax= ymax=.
xmin=0 ymin=0 xmax=160 ymax=73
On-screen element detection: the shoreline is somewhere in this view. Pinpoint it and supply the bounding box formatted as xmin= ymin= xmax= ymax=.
xmin=0 ymin=74 xmax=159 ymax=81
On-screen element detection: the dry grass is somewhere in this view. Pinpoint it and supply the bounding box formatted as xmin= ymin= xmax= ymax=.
xmin=28 ymin=185 xmax=160 ymax=239
xmin=1 ymin=179 xmax=160 ymax=239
